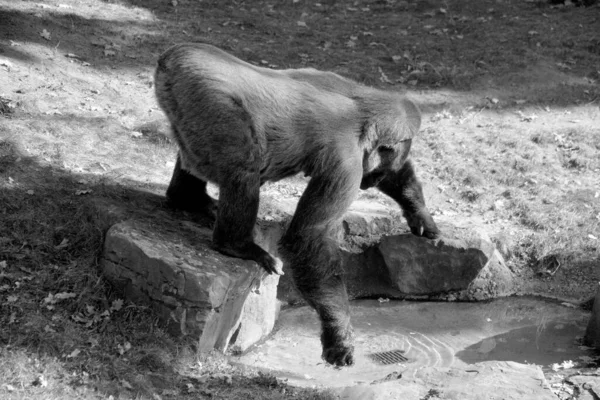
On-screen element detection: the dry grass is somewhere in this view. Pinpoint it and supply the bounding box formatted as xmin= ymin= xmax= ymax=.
xmin=0 ymin=0 xmax=599 ymax=398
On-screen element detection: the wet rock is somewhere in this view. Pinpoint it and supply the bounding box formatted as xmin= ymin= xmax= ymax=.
xmin=584 ymin=283 xmax=600 ymax=348
xmin=101 ymin=218 xmax=279 ymax=353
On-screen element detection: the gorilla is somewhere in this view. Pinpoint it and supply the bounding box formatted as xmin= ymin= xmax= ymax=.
xmin=154 ymin=43 xmax=439 ymax=366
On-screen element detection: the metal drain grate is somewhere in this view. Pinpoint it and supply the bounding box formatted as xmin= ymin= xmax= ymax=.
xmin=368 ymin=349 xmax=408 ymax=365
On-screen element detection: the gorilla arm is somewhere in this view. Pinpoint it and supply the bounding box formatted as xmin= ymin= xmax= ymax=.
xmin=279 ymin=147 xmax=363 ymax=367
xmin=376 ymin=160 xmax=440 ymax=239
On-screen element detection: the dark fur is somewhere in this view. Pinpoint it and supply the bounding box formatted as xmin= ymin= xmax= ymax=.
xmin=154 ymin=43 xmax=439 ymax=366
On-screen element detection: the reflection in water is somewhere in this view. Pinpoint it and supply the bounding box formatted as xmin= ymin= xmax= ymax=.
xmin=457 ymin=323 xmax=585 ymax=368
xmin=234 ymin=297 xmax=591 ymax=388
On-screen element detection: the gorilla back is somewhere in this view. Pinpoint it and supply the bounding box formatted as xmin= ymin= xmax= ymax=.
xmin=155 ymin=43 xmax=439 ymax=366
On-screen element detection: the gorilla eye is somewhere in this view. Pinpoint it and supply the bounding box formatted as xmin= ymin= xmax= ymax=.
xmin=378 ymin=145 xmax=394 ymax=154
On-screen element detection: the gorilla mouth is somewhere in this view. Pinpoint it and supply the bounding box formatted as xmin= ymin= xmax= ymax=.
xmin=360 ymin=171 xmax=387 ymax=190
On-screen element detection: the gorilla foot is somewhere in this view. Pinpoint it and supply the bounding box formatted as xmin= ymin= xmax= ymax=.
xmin=213 ymin=240 xmax=284 ymax=275
xmin=256 ymin=252 xmax=285 ymax=275
xmin=166 ymin=194 xmax=217 ymax=220
xmin=321 ymin=324 xmax=354 ymax=367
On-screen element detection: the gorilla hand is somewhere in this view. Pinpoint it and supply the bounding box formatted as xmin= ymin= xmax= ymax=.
xmin=404 ymin=209 xmax=440 ymax=239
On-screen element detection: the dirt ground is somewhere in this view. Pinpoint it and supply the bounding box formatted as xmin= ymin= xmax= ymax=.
xmin=0 ymin=0 xmax=599 ymax=399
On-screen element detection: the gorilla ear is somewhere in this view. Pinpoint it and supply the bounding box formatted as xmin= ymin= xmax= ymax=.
xmin=360 ymin=98 xmax=421 ymax=149
xmin=360 ymin=119 xmax=379 ymax=152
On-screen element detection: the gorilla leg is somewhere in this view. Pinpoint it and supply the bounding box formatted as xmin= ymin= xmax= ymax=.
xmin=287 ymin=234 xmax=354 ymax=366
xmin=280 ymin=162 xmax=361 ymax=366
xmin=212 ymin=169 xmax=282 ymax=275
xmin=166 ymin=154 xmax=216 ymax=217
xmin=377 ymin=160 xmax=439 ymax=239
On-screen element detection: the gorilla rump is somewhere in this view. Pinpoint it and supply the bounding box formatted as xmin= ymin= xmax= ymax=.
xmin=154 ymin=43 xmax=439 ymax=366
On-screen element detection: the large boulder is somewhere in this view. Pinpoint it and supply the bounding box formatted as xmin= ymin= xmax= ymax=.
xmin=375 ymin=224 xmax=514 ymax=300
xmin=101 ymin=217 xmax=280 ymax=353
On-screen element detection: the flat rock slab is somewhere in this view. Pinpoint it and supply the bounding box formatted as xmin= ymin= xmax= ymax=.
xmin=234 ymin=297 xmax=591 ymax=398
xmin=337 ymin=361 xmax=554 ymax=400
xmin=101 ymin=218 xmax=279 ymax=353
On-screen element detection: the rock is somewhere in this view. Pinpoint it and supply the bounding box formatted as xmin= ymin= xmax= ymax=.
xmin=228 ymin=275 xmax=282 ymax=353
xmin=337 ymin=362 xmax=555 ymax=400
xmin=342 ymin=200 xmax=401 ymax=238
xmin=101 ymin=218 xmax=279 ymax=353
xmin=376 ymin=224 xmax=513 ymax=299
xmin=585 ymin=283 xmax=600 ymax=348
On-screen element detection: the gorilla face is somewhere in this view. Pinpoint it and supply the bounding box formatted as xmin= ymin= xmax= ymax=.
xmin=360 ymin=139 xmax=412 ymax=190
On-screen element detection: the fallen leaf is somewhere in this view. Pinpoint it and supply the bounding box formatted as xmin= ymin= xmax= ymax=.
xmin=517 ymin=111 xmax=538 ymax=122
xmin=3 ymin=384 xmax=16 ymax=392
xmin=54 ymin=292 xmax=76 ymax=300
xmin=121 ymin=380 xmax=133 ymax=390
xmin=111 ymin=299 xmax=124 ymax=311
xmin=40 ymin=29 xmax=51 ymax=40
xmin=561 ymin=302 xmax=577 ymax=308
xmin=55 ymin=238 xmax=69 ymax=249
xmin=67 ymin=349 xmax=81 ymax=358
xmin=378 ymin=66 xmax=391 ymax=84
xmin=32 ymin=375 xmax=48 ymax=388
